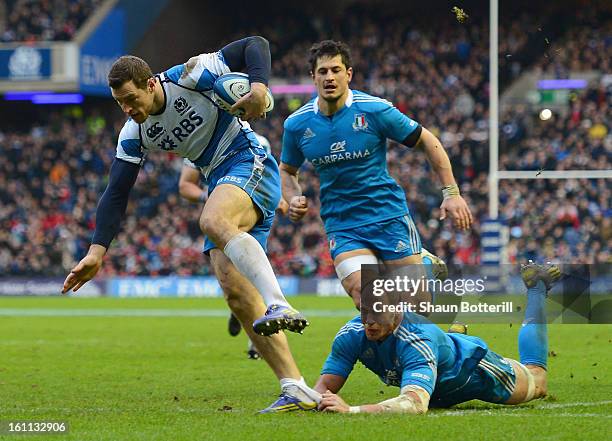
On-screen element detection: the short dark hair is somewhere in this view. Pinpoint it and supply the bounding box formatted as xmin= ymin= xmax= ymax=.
xmin=308 ymin=40 xmax=352 ymax=73
xmin=108 ymin=55 xmax=153 ymax=89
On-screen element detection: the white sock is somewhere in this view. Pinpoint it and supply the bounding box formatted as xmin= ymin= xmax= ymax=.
xmin=223 ymin=232 xmax=289 ymax=308
xmin=280 ymin=377 xmax=322 ymax=403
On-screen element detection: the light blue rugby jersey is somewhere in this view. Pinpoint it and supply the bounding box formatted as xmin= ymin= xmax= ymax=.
xmin=281 ymin=90 xmax=420 ymax=233
xmin=321 ymin=313 xmax=488 ymax=397
xmin=116 ymin=51 xmax=258 ymax=179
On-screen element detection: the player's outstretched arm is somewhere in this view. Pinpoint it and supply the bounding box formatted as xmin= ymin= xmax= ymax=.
xmin=62 ymin=159 xmax=140 ymax=294
xmin=319 ymin=386 xmax=430 ymax=414
xmin=415 ymin=128 xmax=473 ymax=230
xmin=314 ymin=374 xmax=346 ymax=395
xmin=179 ymin=165 xmax=206 ymax=203
xmin=279 ymin=162 xmax=308 ymax=222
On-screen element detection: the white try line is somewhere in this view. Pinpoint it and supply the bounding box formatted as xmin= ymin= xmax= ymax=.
xmin=1 ymin=401 xmax=611 ymax=418
xmin=430 ymin=412 xmax=611 ymax=418
xmin=431 ymin=400 xmax=612 ymax=417
xmin=0 ymin=308 xmax=357 ymax=318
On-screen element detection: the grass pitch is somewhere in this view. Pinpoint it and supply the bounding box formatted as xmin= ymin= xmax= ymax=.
xmin=1 ymin=296 xmax=610 ymax=440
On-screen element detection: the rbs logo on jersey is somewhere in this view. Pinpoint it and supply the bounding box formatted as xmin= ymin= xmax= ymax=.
xmin=145 ymin=111 xmax=204 ymax=152
xmin=171 ymin=111 xmax=203 ymax=142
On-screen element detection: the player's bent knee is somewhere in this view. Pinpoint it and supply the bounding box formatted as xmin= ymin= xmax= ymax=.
xmin=199 ymin=213 xmax=219 ymax=236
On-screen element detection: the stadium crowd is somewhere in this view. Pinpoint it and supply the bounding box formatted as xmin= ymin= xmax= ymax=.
xmin=1 ymin=0 xmax=102 ymax=42
xmin=0 ymin=3 xmax=610 ymax=277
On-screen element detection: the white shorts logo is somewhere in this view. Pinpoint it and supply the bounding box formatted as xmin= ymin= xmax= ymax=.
xmin=219 ymin=175 xmax=243 ymax=184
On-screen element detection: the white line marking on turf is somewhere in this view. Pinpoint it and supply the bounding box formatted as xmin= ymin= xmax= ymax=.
xmin=1 ymin=408 xmax=610 ymax=418
xmin=535 ymin=401 xmax=612 ymax=409
xmin=430 ymin=412 xmax=611 ymax=418
xmin=431 ymin=400 xmax=612 ymax=417
xmin=0 ymin=308 xmax=357 ymax=318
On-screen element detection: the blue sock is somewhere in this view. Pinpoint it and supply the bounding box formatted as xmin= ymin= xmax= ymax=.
xmin=518 ymin=280 xmax=548 ymax=368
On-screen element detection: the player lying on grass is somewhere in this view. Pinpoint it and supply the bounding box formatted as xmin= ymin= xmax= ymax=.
xmin=314 ymin=262 xmax=560 ymax=414
xmin=259 ymin=256 xmax=457 ymax=413
xmin=280 ymin=40 xmax=472 ymax=310
xmin=62 ymin=36 xmax=320 ymax=410
xmin=178 ymin=132 xmax=287 ymax=361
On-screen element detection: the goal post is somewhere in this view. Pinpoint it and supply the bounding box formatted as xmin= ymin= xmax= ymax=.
xmin=485 ymin=0 xmax=610 ymax=268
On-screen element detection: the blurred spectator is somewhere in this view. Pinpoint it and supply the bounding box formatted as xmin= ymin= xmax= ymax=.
xmin=2 ymin=0 xmax=102 ymax=42
xmin=1 ymin=2 xmax=610 ymax=277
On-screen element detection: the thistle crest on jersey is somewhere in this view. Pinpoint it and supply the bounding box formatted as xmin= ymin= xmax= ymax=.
xmin=174 ymin=96 xmax=189 ymax=114
xmin=352 ymin=113 xmax=368 ymax=131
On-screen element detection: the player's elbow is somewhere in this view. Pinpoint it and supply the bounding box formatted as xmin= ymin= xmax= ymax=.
xmin=418 ymin=127 xmax=442 ymax=150
xmin=279 ymin=162 xmax=298 ymax=177
xmin=249 ymin=35 xmax=269 ymax=48
xmin=378 ymin=386 xmax=430 ymax=414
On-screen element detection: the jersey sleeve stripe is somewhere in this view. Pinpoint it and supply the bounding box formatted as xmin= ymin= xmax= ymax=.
xmin=338 ymin=322 xmax=363 ymax=328
xmin=396 ymin=330 xmax=438 ymax=384
xmin=120 ymin=138 xmax=143 ymax=158
xmin=287 ymin=104 xmax=314 ymax=119
xmin=396 ymin=328 xmax=437 ymax=363
xmin=353 ymin=97 xmax=394 ymax=107
xmin=195 ymin=69 xmax=217 ymax=91
xmin=165 ymin=64 xmax=184 ymax=83
xmin=335 ymin=323 xmax=364 ymax=338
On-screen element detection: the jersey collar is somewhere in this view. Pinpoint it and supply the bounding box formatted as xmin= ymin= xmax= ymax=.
xmin=313 ymin=89 xmax=354 ymax=114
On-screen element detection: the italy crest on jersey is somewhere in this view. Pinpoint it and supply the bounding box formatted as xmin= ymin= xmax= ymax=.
xmin=352 ymin=113 xmax=368 ymax=131
xmin=329 ymin=235 xmax=336 ymax=251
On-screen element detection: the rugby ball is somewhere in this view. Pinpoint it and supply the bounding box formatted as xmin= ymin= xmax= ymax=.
xmin=213 ymin=72 xmax=274 ymax=116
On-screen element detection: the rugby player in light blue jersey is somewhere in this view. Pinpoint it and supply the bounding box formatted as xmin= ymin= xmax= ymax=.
xmin=62 ymin=37 xmax=320 ymax=411
xmin=280 ymin=40 xmax=472 ymax=309
xmin=315 ymin=262 xmax=560 ymax=414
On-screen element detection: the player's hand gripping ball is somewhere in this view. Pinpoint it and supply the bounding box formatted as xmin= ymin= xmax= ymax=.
xmin=213 ymin=72 xmax=274 ymax=118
